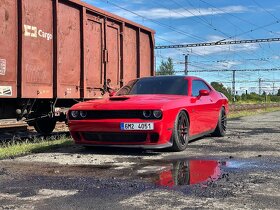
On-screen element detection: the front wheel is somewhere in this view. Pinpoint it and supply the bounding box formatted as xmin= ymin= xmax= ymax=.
xmin=170 ymin=111 xmax=189 ymax=152
xmin=212 ymin=107 xmax=227 ymax=137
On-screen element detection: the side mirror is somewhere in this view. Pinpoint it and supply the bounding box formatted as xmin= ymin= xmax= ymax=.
xmin=109 ymin=91 xmax=116 ymax=97
xmin=199 ymin=89 xmax=209 ymax=97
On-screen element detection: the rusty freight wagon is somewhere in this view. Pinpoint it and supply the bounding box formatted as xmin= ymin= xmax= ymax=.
xmin=0 ymin=0 xmax=155 ymax=134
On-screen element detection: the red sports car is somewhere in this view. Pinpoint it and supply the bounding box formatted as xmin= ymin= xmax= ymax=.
xmin=68 ymin=76 xmax=228 ymax=151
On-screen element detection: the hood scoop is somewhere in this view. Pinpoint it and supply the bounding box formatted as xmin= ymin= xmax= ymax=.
xmin=109 ymin=97 xmax=130 ymax=101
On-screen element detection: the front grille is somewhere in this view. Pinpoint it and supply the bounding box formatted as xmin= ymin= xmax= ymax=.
xmin=86 ymin=110 xmax=142 ymax=119
xmin=82 ymin=132 xmax=147 ymax=142
xmin=69 ymin=110 xmax=162 ymax=120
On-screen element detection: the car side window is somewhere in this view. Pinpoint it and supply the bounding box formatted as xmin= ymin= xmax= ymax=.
xmin=192 ymin=80 xmax=211 ymax=96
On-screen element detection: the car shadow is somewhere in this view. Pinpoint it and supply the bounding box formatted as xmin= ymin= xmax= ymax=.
xmin=81 ymin=146 xmax=163 ymax=156
xmin=36 ymin=142 xmax=164 ymax=157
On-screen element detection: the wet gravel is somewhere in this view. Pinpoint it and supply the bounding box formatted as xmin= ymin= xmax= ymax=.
xmin=0 ymin=111 xmax=280 ymax=209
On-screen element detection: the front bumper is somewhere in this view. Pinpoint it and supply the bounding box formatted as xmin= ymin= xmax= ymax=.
xmin=68 ymin=119 xmax=174 ymax=148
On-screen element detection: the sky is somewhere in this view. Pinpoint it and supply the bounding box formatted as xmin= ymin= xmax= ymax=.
xmin=83 ymin=0 xmax=280 ymax=94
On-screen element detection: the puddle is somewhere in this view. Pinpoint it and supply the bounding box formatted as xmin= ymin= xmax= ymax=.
xmin=3 ymin=157 xmax=278 ymax=189
xmin=136 ymin=159 xmax=227 ymax=187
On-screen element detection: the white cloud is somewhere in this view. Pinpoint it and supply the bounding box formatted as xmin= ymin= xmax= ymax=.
xmin=214 ymin=61 xmax=242 ymax=69
xmin=190 ymin=43 xmax=259 ymax=56
xmin=272 ymin=55 xmax=280 ymax=60
xmin=113 ymin=6 xmax=248 ymax=20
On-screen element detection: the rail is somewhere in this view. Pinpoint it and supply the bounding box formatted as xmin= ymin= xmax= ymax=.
xmin=230 ymin=103 xmax=280 ymax=111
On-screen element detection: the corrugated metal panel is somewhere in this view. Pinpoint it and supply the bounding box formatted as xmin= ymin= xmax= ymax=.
xmin=105 ymin=20 xmax=121 ymax=90
xmin=57 ymin=2 xmax=81 ymax=98
xmin=0 ymin=0 xmax=154 ymax=100
xmin=21 ymin=0 xmax=53 ymax=98
xmin=84 ymin=13 xmax=104 ymax=98
xmin=140 ymin=31 xmax=152 ymax=77
xmin=123 ymin=25 xmax=137 ymax=84
xmin=0 ymin=0 xmax=17 ymax=98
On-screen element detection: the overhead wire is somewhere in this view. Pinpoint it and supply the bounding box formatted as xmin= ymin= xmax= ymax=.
xmin=88 ymin=0 xmax=280 ymax=87
xmin=97 ymin=0 xmax=206 ymax=42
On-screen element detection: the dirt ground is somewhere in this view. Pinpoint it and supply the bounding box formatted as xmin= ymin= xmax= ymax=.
xmin=0 ymin=111 xmax=280 ymax=210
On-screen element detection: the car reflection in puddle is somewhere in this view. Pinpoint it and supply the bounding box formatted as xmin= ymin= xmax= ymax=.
xmin=137 ymin=160 xmax=227 ymax=187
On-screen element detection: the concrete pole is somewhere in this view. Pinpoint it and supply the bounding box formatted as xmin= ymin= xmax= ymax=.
xmin=184 ymin=54 xmax=189 ymax=75
xmin=232 ymin=70 xmax=236 ymax=102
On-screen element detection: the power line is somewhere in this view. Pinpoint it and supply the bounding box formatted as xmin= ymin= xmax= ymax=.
xmin=191 ymin=0 xmax=280 ymax=64
xmin=217 ymin=80 xmax=280 ymax=84
xmin=175 ymin=68 xmax=280 ymax=73
xmin=155 ymin=37 xmax=280 ymax=49
xmin=251 ymin=0 xmax=280 ymax=22
xmin=97 ymin=0 xmax=205 ymax=42
xmin=168 ymin=0 xmax=231 ymax=38
xmin=199 ymin=0 xmax=279 ymax=37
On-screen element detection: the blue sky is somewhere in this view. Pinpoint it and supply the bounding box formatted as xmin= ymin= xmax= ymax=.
xmin=83 ymin=0 xmax=280 ymax=94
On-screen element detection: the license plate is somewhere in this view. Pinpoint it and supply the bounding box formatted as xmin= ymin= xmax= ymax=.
xmin=120 ymin=123 xmax=154 ymax=130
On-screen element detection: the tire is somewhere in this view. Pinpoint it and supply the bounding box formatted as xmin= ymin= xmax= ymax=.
xmin=34 ymin=118 xmax=56 ymax=135
xmin=170 ymin=111 xmax=189 ymax=152
xmin=212 ymin=107 xmax=227 ymax=137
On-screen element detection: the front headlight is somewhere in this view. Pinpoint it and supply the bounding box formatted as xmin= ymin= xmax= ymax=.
xmin=70 ymin=111 xmax=79 ymax=118
xmin=80 ymin=111 xmax=87 ymax=118
xmin=143 ymin=110 xmax=152 ymax=118
xmin=153 ymin=110 xmax=162 ymax=119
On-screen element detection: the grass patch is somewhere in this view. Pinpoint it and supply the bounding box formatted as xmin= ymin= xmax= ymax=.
xmin=229 ymin=107 xmax=280 ymax=119
xmin=0 ymin=136 xmax=73 ymax=160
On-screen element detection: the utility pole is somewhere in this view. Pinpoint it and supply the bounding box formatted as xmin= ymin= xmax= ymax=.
xmin=232 ymin=70 xmax=236 ymax=102
xmin=259 ymin=78 xmax=262 ymax=95
xmin=272 ymin=82 xmax=275 ymax=95
xmin=183 ymin=54 xmax=189 ymax=75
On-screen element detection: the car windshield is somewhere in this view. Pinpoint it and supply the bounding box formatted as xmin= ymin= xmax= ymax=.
xmin=116 ymin=77 xmax=188 ymax=96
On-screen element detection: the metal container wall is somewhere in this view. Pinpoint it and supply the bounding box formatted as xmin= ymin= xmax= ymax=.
xmin=105 ymin=19 xmax=121 ymax=90
xmin=123 ymin=26 xmax=137 ymax=84
xmin=21 ymin=0 xmax=53 ymax=98
xmin=0 ymin=0 xmax=155 ymax=100
xmin=0 ymin=0 xmax=17 ymax=98
xmin=140 ymin=31 xmax=152 ymax=77
xmin=57 ymin=1 xmax=81 ymax=99
xmin=84 ymin=13 xmax=104 ymax=98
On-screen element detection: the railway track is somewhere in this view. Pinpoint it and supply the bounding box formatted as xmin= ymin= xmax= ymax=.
xmin=0 ymin=122 xmax=28 ymax=132
xmin=230 ymin=103 xmax=280 ymax=111
xmin=0 ymin=120 xmax=69 ymax=143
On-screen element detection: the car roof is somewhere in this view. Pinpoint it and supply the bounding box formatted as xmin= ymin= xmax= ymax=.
xmin=139 ymin=75 xmax=204 ymax=80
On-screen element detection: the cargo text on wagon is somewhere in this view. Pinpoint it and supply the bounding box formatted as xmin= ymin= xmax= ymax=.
xmin=24 ymin=24 xmax=53 ymax=41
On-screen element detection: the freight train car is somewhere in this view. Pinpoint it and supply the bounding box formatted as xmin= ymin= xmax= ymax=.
xmin=0 ymin=0 xmax=155 ymax=134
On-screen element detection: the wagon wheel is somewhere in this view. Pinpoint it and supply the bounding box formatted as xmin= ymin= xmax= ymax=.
xmin=212 ymin=107 xmax=227 ymax=137
xmin=170 ymin=111 xmax=189 ymax=152
xmin=34 ymin=118 xmax=56 ymax=135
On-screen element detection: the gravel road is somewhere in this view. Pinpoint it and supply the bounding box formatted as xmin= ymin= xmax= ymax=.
xmin=0 ymin=111 xmax=280 ymax=210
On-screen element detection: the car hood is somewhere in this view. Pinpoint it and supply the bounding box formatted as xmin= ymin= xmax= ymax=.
xmin=71 ymin=94 xmax=186 ymax=110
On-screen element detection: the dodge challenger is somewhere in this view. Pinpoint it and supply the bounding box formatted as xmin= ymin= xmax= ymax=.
xmin=68 ymin=76 xmax=228 ymax=151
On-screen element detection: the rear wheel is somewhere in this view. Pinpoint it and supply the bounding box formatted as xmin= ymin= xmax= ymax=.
xmin=212 ymin=107 xmax=227 ymax=137
xmin=170 ymin=111 xmax=189 ymax=152
xmin=34 ymin=118 xmax=56 ymax=135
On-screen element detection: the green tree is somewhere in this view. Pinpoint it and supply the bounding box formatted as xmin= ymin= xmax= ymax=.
xmin=210 ymin=82 xmax=232 ymax=100
xmin=277 ymin=89 xmax=280 ymax=96
xmin=157 ymin=57 xmax=175 ymax=75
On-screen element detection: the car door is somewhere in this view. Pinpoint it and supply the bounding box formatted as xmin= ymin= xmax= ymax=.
xmin=190 ymin=80 xmax=216 ymax=134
